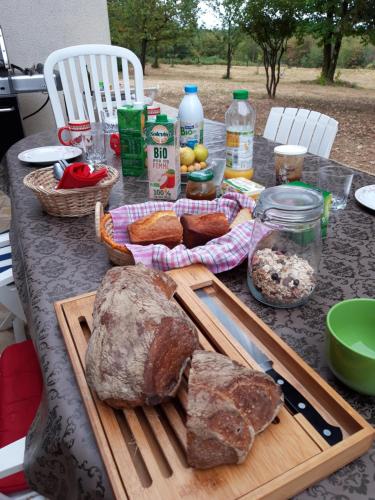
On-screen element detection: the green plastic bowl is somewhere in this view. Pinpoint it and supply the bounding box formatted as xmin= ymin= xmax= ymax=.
xmin=326 ymin=298 xmax=375 ymax=395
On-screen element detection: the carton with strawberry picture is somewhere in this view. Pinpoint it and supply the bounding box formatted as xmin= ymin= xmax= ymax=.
xmin=146 ymin=114 xmax=180 ymax=201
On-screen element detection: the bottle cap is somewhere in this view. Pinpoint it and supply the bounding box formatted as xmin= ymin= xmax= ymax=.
xmin=186 ymin=139 xmax=198 ymax=149
xmin=184 ymin=84 xmax=198 ymax=93
xmin=274 ymin=145 xmax=307 ymax=156
xmin=233 ymin=90 xmax=249 ymax=100
xmin=156 ymin=114 xmax=168 ymax=123
xmin=187 ymin=169 xmax=214 ymax=182
xmin=133 ymin=101 xmax=144 ymax=110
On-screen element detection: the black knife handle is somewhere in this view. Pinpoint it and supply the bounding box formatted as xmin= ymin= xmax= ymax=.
xmin=266 ymin=368 xmax=343 ymax=446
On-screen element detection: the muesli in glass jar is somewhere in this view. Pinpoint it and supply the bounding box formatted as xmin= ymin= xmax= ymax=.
xmin=248 ymin=185 xmax=323 ymax=308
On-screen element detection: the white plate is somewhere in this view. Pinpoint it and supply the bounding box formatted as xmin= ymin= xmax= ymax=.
xmin=18 ymin=146 xmax=82 ymax=165
xmin=355 ymin=185 xmax=375 ymax=211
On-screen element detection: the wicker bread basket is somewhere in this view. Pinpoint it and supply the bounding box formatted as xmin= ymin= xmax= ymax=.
xmin=23 ymin=165 xmax=119 ymax=217
xmin=95 ymin=202 xmax=135 ymax=265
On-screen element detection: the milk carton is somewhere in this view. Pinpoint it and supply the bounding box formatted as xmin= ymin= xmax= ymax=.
xmin=146 ymin=114 xmax=180 ymax=201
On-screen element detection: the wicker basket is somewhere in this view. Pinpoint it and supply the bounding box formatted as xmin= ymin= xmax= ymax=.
xmin=95 ymin=202 xmax=135 ymax=266
xmin=23 ymin=165 xmax=119 ymax=217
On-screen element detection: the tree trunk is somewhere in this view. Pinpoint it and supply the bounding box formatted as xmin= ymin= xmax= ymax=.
xmin=224 ymin=22 xmax=232 ymax=79
xmin=140 ymin=38 xmax=148 ymax=73
xmin=262 ymin=42 xmax=286 ymax=99
xmin=321 ymin=41 xmax=333 ymax=81
xmin=263 ymin=49 xmax=271 ymax=98
xmin=328 ymin=35 xmax=342 ymax=81
xmin=321 ymin=34 xmax=343 ymax=82
xmin=321 ymin=0 xmax=347 ymax=83
xmin=225 ymin=42 xmax=232 ymax=79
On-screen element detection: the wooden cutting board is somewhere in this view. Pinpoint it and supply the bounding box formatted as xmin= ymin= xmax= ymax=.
xmin=55 ymin=264 xmax=374 ymax=500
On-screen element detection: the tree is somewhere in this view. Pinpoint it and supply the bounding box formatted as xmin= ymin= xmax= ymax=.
xmin=210 ymin=0 xmax=244 ymax=78
xmin=108 ymin=0 xmax=198 ymax=73
xmin=306 ymin=0 xmax=375 ymax=83
xmin=242 ymin=0 xmax=304 ymax=98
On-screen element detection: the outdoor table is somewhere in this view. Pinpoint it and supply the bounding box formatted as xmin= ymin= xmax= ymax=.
xmin=2 ymin=117 xmax=375 ymax=500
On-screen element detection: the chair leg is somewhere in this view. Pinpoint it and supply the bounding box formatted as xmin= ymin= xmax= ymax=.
xmin=0 ymin=285 xmax=26 ymax=323
xmin=12 ymin=316 xmax=26 ymax=342
xmin=0 ymin=310 xmax=13 ymax=331
xmin=0 ymin=492 xmax=46 ymax=500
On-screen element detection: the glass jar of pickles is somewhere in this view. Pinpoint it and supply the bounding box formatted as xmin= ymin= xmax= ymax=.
xmin=186 ymin=169 xmax=216 ymax=200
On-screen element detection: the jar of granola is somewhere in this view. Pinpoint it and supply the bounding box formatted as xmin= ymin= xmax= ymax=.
xmin=248 ymin=185 xmax=323 ymax=308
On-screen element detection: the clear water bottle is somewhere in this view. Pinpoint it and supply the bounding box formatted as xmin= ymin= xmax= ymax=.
xmin=225 ymin=90 xmax=256 ymax=180
xmin=178 ymin=85 xmax=204 ymax=146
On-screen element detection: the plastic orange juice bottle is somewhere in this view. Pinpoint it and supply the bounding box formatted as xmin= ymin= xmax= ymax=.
xmin=225 ymin=90 xmax=256 ymax=180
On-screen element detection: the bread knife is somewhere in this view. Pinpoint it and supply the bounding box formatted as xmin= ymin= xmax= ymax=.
xmin=195 ymin=288 xmax=343 ymax=446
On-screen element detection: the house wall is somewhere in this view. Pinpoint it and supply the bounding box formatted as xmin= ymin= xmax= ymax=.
xmin=1 ymin=0 xmax=111 ymax=136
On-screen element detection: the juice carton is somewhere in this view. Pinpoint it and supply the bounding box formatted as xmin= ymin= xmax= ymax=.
xmin=289 ymin=180 xmax=332 ymax=238
xmin=146 ymin=114 xmax=180 ymax=201
xmin=117 ymin=103 xmax=147 ymax=176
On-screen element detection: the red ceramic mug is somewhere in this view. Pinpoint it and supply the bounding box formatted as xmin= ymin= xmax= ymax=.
xmin=58 ymin=120 xmax=91 ymax=148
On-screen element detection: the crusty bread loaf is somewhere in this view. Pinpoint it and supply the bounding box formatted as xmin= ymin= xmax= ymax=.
xmin=181 ymin=212 xmax=230 ymax=249
xmin=85 ymin=264 xmax=199 ymax=408
xmin=186 ymin=350 xmax=283 ymax=469
xmin=128 ymin=210 xmax=183 ymax=248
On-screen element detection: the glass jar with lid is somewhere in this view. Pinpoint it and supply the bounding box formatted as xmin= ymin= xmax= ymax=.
xmin=248 ymin=185 xmax=323 ymax=308
xmin=186 ymin=169 xmax=216 ymax=200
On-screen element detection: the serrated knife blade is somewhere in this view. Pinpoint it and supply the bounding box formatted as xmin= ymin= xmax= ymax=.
xmin=196 ymin=288 xmax=343 ymax=446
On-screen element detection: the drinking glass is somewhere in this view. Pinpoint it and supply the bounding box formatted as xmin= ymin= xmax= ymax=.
xmin=100 ymin=107 xmax=118 ymax=134
xmin=100 ymin=107 xmax=119 ymax=160
xmin=85 ymin=127 xmax=106 ymax=165
xmin=318 ymin=166 xmax=354 ymax=210
xmin=207 ymin=158 xmax=226 ymax=195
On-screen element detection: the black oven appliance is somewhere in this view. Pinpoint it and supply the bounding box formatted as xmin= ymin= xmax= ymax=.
xmin=0 ymin=26 xmax=61 ymax=160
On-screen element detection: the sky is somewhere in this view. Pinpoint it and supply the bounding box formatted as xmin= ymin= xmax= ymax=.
xmin=198 ymin=2 xmax=220 ymax=29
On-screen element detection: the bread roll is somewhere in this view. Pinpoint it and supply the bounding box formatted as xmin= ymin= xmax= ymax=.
xmin=186 ymin=350 xmax=283 ymax=469
xmin=85 ymin=264 xmax=199 ymax=408
xmin=230 ymin=208 xmax=252 ymax=229
xmin=181 ymin=212 xmax=230 ymax=249
xmin=128 ymin=210 xmax=183 ymax=248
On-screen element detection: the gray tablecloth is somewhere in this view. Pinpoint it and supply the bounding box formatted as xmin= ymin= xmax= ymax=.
xmin=3 ymin=121 xmax=375 ymax=500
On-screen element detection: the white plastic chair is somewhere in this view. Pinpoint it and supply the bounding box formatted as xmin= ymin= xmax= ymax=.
xmin=44 ymin=44 xmax=144 ymax=128
xmin=0 ymin=232 xmax=26 ymax=343
xmin=0 ymin=339 xmax=44 ymax=500
xmin=263 ymin=107 xmax=338 ymax=158
xmin=0 ymin=438 xmax=45 ymax=500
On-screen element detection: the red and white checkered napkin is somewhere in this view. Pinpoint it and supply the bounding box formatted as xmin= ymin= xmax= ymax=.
xmin=110 ymin=193 xmax=268 ymax=274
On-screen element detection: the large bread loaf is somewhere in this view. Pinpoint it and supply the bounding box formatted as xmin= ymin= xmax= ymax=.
xmin=187 ymin=350 xmax=283 ymax=469
xmin=85 ymin=264 xmax=199 ymax=408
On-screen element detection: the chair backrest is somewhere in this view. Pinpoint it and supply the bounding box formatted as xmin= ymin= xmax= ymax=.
xmin=44 ymin=44 xmax=144 ymax=128
xmin=263 ymin=107 xmax=338 ymax=159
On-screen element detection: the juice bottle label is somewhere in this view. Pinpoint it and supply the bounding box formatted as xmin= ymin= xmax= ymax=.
xmin=146 ymin=119 xmax=180 ymax=200
xmin=226 ymin=129 xmax=253 ymax=170
xmin=180 ymin=120 xmax=204 ymax=146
